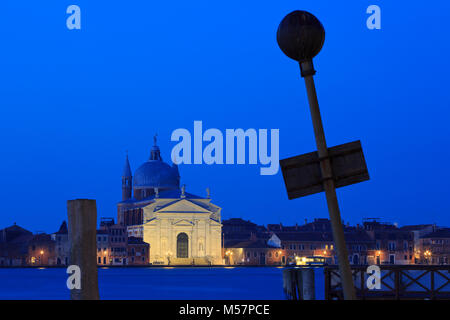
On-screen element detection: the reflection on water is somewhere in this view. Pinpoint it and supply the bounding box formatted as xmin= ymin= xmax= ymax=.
xmin=0 ymin=267 xmax=322 ymax=300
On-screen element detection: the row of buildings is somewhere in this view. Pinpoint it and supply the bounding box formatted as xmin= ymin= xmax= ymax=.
xmin=1 ymin=217 xmax=449 ymax=266
xmin=222 ymin=218 xmax=450 ymax=266
xmin=1 ymin=140 xmax=449 ymax=266
xmin=0 ymin=219 xmax=149 ymax=267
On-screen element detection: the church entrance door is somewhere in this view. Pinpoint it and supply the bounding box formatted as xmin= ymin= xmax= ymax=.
xmin=177 ymin=233 xmax=189 ymax=258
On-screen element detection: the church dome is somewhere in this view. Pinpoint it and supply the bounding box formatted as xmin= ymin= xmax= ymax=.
xmin=132 ymin=136 xmax=180 ymax=191
xmin=133 ymin=160 xmax=179 ymax=189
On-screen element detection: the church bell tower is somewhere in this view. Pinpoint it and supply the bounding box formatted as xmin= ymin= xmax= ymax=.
xmin=122 ymin=153 xmax=132 ymax=201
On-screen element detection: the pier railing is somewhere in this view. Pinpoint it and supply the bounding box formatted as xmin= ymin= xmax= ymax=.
xmin=325 ymin=265 xmax=450 ymax=300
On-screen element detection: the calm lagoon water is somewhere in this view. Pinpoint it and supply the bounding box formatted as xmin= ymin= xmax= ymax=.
xmin=0 ymin=267 xmax=325 ymax=300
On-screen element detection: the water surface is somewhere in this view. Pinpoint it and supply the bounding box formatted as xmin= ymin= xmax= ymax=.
xmin=0 ymin=267 xmax=323 ymax=300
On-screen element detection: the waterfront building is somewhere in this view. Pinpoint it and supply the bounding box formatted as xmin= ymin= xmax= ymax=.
xmin=51 ymin=221 xmax=69 ymax=266
xmin=98 ymin=218 xmax=128 ymax=265
xmin=0 ymin=224 xmax=33 ymax=266
xmin=127 ymin=237 xmax=150 ymax=265
xmin=224 ymin=239 xmax=283 ymax=265
xmin=1 ymin=224 xmax=57 ymax=266
xmin=418 ymin=228 xmax=450 ymax=265
xmin=26 ymin=233 xmax=56 ymax=266
xmin=363 ymin=220 xmax=415 ymax=265
xmin=0 ymin=206 xmax=449 ymax=266
xmin=96 ymin=229 xmax=110 ymax=265
xmin=344 ymin=229 xmax=375 ymax=265
xmin=275 ymin=231 xmax=335 ymax=265
xmin=117 ymin=138 xmax=223 ymax=265
xmin=223 ymin=218 xmax=423 ymax=266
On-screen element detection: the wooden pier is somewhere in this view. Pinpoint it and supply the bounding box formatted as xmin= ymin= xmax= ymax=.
xmin=325 ymin=265 xmax=450 ymax=300
xmin=284 ymin=265 xmax=450 ymax=300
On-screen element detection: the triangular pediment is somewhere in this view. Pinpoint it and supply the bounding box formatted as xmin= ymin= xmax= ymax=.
xmin=143 ymin=217 xmax=158 ymax=225
xmin=209 ymin=218 xmax=221 ymax=226
xmin=156 ymin=199 xmax=211 ymax=214
xmin=172 ymin=219 xmax=195 ymax=226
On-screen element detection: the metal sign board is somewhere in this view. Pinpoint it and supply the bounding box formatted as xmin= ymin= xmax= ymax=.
xmin=280 ymin=140 xmax=370 ymax=200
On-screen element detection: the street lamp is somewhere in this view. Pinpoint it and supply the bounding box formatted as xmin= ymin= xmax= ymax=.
xmin=424 ymin=250 xmax=432 ymax=264
xmin=277 ymin=10 xmax=356 ymax=300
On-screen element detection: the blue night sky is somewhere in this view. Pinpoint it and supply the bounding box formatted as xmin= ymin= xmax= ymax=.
xmin=0 ymin=1 xmax=449 ymax=232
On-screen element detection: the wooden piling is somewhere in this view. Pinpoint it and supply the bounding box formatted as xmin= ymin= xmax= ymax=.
xmin=301 ymin=268 xmax=315 ymax=300
xmin=67 ymin=199 xmax=100 ymax=300
xmin=282 ymin=268 xmax=316 ymax=300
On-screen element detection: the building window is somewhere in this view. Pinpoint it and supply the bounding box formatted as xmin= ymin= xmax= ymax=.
xmin=388 ymin=242 xmax=396 ymax=251
xmin=176 ymin=233 xmax=189 ymax=258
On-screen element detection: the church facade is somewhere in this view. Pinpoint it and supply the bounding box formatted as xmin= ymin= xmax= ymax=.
xmin=117 ymin=138 xmax=223 ymax=265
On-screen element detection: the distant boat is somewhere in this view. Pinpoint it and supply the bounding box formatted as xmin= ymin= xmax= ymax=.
xmin=294 ymin=256 xmax=329 ymax=266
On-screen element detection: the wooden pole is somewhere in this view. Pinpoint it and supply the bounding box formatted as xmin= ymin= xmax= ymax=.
xmin=300 ymin=60 xmax=356 ymax=300
xmin=67 ymin=199 xmax=100 ymax=300
xmin=301 ymin=268 xmax=315 ymax=300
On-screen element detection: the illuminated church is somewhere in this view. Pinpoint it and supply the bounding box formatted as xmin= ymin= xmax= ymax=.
xmin=117 ymin=137 xmax=223 ymax=265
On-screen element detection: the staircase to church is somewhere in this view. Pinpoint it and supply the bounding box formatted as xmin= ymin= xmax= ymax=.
xmin=170 ymin=257 xmax=211 ymax=266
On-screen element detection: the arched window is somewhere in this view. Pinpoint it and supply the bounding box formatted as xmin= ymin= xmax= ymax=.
xmin=177 ymin=233 xmax=188 ymax=258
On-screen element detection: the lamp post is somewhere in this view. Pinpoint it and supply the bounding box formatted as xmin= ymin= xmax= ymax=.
xmin=424 ymin=250 xmax=432 ymax=264
xmin=277 ymin=10 xmax=356 ymax=300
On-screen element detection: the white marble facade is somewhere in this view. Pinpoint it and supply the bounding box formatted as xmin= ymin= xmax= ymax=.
xmin=137 ymin=192 xmax=223 ymax=265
